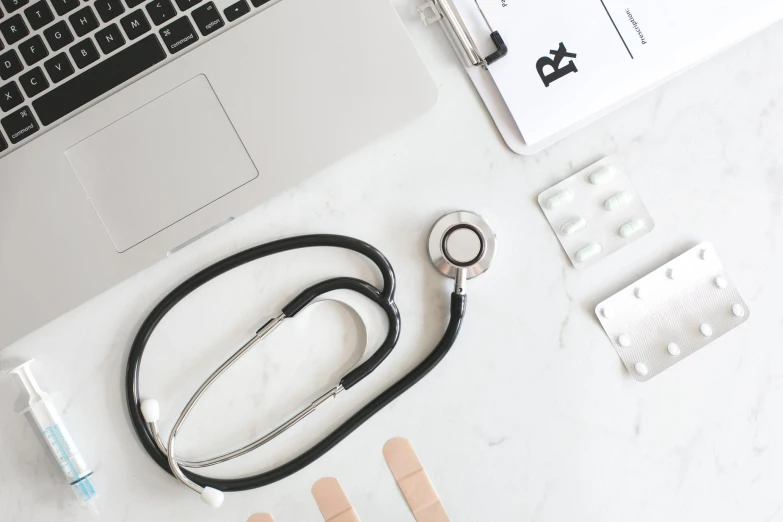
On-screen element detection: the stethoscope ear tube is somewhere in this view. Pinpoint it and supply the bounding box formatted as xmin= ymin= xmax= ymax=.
xmin=125 ymin=234 xmax=467 ymax=494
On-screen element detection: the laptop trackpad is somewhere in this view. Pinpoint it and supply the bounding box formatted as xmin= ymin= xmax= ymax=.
xmin=65 ymin=75 xmax=258 ymax=253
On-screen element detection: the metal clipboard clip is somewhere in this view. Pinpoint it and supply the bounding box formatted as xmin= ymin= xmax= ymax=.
xmin=417 ymin=0 xmax=507 ymax=69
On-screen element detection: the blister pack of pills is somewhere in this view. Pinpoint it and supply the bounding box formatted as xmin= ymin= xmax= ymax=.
xmin=595 ymin=242 xmax=750 ymax=381
xmin=538 ymin=156 xmax=655 ymax=270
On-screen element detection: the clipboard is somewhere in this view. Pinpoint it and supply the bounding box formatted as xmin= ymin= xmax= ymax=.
xmin=417 ymin=0 xmax=783 ymax=156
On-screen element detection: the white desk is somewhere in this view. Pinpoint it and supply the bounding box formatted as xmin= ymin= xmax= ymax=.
xmin=2 ymin=3 xmax=782 ymax=521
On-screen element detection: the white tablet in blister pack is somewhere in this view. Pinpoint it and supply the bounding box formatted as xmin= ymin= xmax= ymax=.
xmin=595 ymin=242 xmax=750 ymax=381
xmin=538 ymin=155 xmax=655 ymax=270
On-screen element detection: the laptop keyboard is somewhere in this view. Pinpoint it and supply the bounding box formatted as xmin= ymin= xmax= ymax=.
xmin=0 ymin=0 xmax=271 ymax=154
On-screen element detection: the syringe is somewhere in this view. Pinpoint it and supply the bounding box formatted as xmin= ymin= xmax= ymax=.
xmin=9 ymin=360 xmax=99 ymax=515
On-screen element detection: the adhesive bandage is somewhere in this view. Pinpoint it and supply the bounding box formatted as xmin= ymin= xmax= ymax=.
xmin=247 ymin=514 xmax=275 ymax=522
xmin=596 ymin=242 xmax=750 ymax=381
xmin=383 ymin=438 xmax=450 ymax=522
xmin=311 ymin=477 xmax=360 ymax=522
xmin=538 ymin=155 xmax=655 ymax=269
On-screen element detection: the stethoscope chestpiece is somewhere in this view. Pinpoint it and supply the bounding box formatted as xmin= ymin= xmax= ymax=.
xmin=428 ymin=210 xmax=496 ymax=282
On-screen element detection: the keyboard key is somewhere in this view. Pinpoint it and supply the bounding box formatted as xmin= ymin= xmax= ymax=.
xmin=69 ymin=6 xmax=98 ymax=37
xmin=69 ymin=38 xmax=99 ymax=68
xmin=19 ymin=66 xmax=47 ymax=96
xmin=0 ymin=14 xmax=29 ymax=45
xmin=50 ymin=0 xmax=78 ymax=16
xmin=0 ymin=49 xmax=23 ymax=79
xmin=159 ymin=16 xmax=196 ymax=54
xmin=120 ymin=9 xmax=149 ymax=40
xmin=33 ymin=34 xmax=165 ymax=125
xmin=2 ymin=105 xmax=38 ymax=143
xmin=94 ymin=0 xmax=124 ymax=23
xmin=126 ymin=0 xmax=144 ymax=7
xmin=191 ymin=1 xmax=222 ymax=36
xmin=251 ymin=0 xmax=270 ymax=7
xmin=43 ymin=20 xmax=74 ymax=51
xmin=95 ymin=22 xmax=124 ymax=54
xmin=0 ymin=81 xmax=23 ymax=111
xmin=43 ymin=52 xmax=73 ymax=83
xmin=19 ymin=34 xmax=48 ymax=65
xmin=174 ymin=0 xmax=199 ymax=11
xmin=0 ymin=133 xmax=8 ymax=153
xmin=223 ymin=0 xmax=247 ymax=22
xmin=24 ymin=0 xmax=54 ymax=30
xmin=1 ymin=0 xmax=30 ymax=14
xmin=144 ymin=0 xmax=174 ymax=25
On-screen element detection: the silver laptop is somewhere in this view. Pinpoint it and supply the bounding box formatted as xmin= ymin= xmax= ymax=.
xmin=0 ymin=0 xmax=437 ymax=348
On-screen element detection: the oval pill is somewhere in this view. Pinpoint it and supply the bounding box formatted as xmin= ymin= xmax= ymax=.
xmin=667 ymin=342 xmax=681 ymax=357
xmin=574 ymin=242 xmax=602 ymax=262
xmin=732 ymin=303 xmax=745 ymax=317
xmin=560 ymin=216 xmax=587 ymax=236
xmin=699 ymin=323 xmax=713 ymax=337
xmin=544 ymin=189 xmax=573 ymax=210
xmin=601 ymin=307 xmax=613 ymax=319
xmin=714 ymin=276 xmax=727 ymax=289
xmin=634 ymin=362 xmax=649 ymax=376
xmin=619 ymin=218 xmax=646 ymax=238
xmin=603 ymin=190 xmax=633 ymax=211
xmin=617 ymin=334 xmax=630 ymax=347
xmin=634 ymin=286 xmax=645 ymax=299
xmin=589 ymin=165 xmax=616 ymax=185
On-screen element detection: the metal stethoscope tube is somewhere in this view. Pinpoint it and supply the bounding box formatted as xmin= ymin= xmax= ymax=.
xmin=126 ymin=211 xmax=496 ymax=507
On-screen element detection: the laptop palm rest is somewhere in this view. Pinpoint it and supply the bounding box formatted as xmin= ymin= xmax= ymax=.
xmin=65 ymin=74 xmax=258 ymax=253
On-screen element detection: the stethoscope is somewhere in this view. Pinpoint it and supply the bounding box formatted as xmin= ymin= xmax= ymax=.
xmin=125 ymin=210 xmax=496 ymax=507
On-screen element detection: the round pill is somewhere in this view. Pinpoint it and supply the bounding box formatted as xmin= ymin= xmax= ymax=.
xmin=732 ymin=303 xmax=745 ymax=317
xmin=700 ymin=248 xmax=710 ymax=260
xmin=601 ymin=307 xmax=613 ymax=319
xmin=617 ymin=334 xmax=631 ymax=347
xmin=634 ymin=362 xmax=649 ymax=376
xmin=699 ymin=323 xmax=713 ymax=337
xmin=634 ymin=287 xmax=645 ymax=299
xmin=714 ymin=276 xmax=727 ymax=289
xmin=588 ymin=165 xmax=616 ymax=185
xmin=667 ymin=268 xmax=676 ymax=280
xmin=667 ymin=342 xmax=681 ymax=357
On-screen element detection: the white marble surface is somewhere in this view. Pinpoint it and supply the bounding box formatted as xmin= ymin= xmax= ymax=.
xmin=2 ymin=2 xmax=783 ymax=521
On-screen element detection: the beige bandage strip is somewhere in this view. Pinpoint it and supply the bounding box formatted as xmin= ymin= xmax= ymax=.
xmin=247 ymin=514 xmax=275 ymax=522
xmin=383 ymin=438 xmax=450 ymax=522
xmin=311 ymin=477 xmax=361 ymax=522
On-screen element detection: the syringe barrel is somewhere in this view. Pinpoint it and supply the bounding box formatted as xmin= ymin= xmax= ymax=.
xmin=30 ymin=399 xmax=97 ymax=505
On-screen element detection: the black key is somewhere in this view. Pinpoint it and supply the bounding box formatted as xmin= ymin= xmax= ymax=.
xmin=126 ymin=0 xmax=144 ymax=8
xmin=223 ymin=0 xmax=247 ymax=22
xmin=119 ymin=9 xmax=149 ymax=40
xmin=69 ymin=37 xmax=98 ymax=68
xmin=19 ymin=34 xmax=48 ymax=65
xmin=1 ymin=0 xmax=29 ymax=15
xmin=0 ymin=133 xmax=7 ymax=153
xmin=174 ymin=0 xmax=199 ymax=11
xmin=94 ymin=0 xmax=124 ymax=23
xmin=44 ymin=52 xmax=73 ymax=82
xmin=19 ymin=66 xmax=47 ymax=96
xmin=24 ymin=0 xmax=54 ymax=30
xmin=44 ymin=20 xmax=74 ymax=51
xmin=95 ymin=22 xmax=124 ymax=54
xmin=159 ymin=16 xmax=196 ymax=54
xmin=68 ymin=6 xmax=98 ymax=37
xmin=0 ymin=49 xmax=23 ymax=79
xmin=0 ymin=14 xmax=30 ymax=45
xmin=191 ymin=1 xmax=222 ymax=36
xmin=33 ymin=34 xmax=165 ymax=125
xmin=2 ymin=105 xmax=38 ymax=143
xmin=50 ymin=0 xmax=79 ymax=16
xmin=250 ymin=0 xmax=269 ymax=7
xmin=144 ymin=0 xmax=174 ymax=25
xmin=0 ymin=81 xmax=23 ymax=111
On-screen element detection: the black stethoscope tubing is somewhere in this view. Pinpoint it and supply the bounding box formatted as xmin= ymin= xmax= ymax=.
xmin=125 ymin=234 xmax=466 ymax=492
